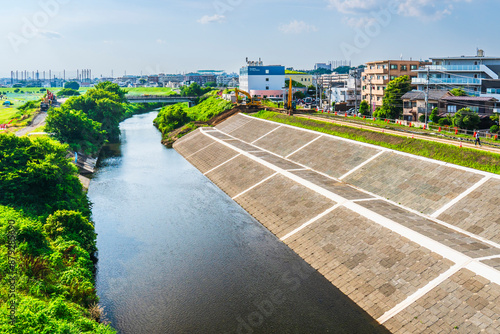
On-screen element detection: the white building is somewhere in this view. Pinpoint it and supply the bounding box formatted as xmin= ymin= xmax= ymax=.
xmin=413 ymin=50 xmax=500 ymax=97
xmin=239 ymin=59 xmax=285 ymax=98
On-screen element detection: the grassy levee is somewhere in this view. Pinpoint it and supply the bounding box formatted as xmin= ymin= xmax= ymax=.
xmin=252 ymin=111 xmax=500 ymax=175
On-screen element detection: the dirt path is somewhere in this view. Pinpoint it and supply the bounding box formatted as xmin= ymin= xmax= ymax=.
xmin=15 ymin=112 xmax=48 ymax=137
xmin=299 ymin=114 xmax=500 ymax=155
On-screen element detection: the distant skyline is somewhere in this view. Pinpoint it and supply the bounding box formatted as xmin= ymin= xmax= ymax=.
xmin=1 ymin=0 xmax=499 ymax=78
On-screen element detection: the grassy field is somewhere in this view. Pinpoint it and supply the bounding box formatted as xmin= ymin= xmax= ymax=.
xmin=253 ymin=111 xmax=500 ymax=175
xmin=123 ymin=87 xmax=178 ymax=96
xmin=0 ymin=107 xmax=17 ymax=124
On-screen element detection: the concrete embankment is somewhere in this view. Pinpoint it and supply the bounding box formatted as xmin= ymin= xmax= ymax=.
xmin=173 ymin=113 xmax=500 ymax=333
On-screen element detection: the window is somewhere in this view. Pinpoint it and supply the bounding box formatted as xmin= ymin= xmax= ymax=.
xmin=411 ymin=65 xmax=418 ymax=70
xmin=448 ymin=105 xmax=457 ymax=113
xmin=265 ymin=70 xmax=269 ymax=74
xmin=266 ymin=78 xmax=269 ymax=82
xmin=266 ymin=86 xmax=269 ymax=90
xmin=377 ymin=76 xmax=381 ymax=80
xmin=390 ymin=64 xmax=398 ymax=70
xmin=390 ymin=75 xmax=396 ymax=80
xmin=384 ymin=76 xmax=388 ymax=80
xmin=377 ymin=65 xmax=382 ymax=69
xmin=401 ymin=65 xmax=407 ymax=71
xmin=383 ymin=65 xmax=387 ymax=69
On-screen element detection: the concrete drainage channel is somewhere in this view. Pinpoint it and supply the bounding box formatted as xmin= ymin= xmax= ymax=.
xmin=174 ymin=113 xmax=500 ymax=333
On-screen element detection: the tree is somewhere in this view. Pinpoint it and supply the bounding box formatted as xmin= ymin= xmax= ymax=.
xmin=359 ymin=100 xmax=370 ymax=116
xmin=0 ymin=134 xmax=90 ymax=217
xmin=64 ymin=81 xmax=80 ymax=90
xmin=294 ymin=91 xmax=306 ymax=99
xmin=45 ymin=107 xmax=106 ymax=154
xmin=139 ymin=78 xmax=147 ymax=85
xmin=450 ymin=88 xmax=468 ymax=96
xmin=375 ymin=75 xmax=411 ymax=119
xmin=93 ymin=81 xmax=127 ymax=102
xmin=91 ymin=98 xmax=125 ymax=142
xmin=57 ymin=88 xmax=80 ymax=97
xmin=452 ymin=108 xmax=481 ymax=130
xmin=153 ymin=104 xmax=190 ymax=133
xmin=180 ymin=82 xmax=211 ymax=97
xmin=205 ymin=81 xmax=217 ymax=88
xmin=490 ymin=125 xmax=499 ymax=133
xmin=429 ymin=107 xmax=441 ymax=123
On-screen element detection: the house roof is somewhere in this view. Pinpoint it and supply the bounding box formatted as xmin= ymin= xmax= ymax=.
xmin=401 ymin=90 xmax=450 ymax=101
xmin=441 ymin=96 xmax=498 ymax=102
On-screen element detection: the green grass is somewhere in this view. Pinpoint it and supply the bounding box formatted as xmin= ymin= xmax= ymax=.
xmin=253 ymin=111 xmax=500 ymax=175
xmin=123 ymin=87 xmax=178 ymax=96
xmin=0 ymin=107 xmax=18 ymax=124
xmin=314 ymin=113 xmax=500 ymax=145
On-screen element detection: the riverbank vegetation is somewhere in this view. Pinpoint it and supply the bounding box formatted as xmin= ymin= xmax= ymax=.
xmin=0 ymin=134 xmax=115 ymax=333
xmin=45 ymin=82 xmax=162 ymax=155
xmin=253 ymin=111 xmax=500 ymax=175
xmin=153 ymin=95 xmax=233 ymax=141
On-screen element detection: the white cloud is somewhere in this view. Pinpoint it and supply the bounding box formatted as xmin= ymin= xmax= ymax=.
xmin=279 ymin=20 xmax=318 ymax=34
xmin=328 ymin=0 xmax=470 ymax=20
xmin=156 ymin=39 xmax=166 ymax=44
xmin=38 ymin=30 xmax=62 ymax=39
xmin=197 ymin=14 xmax=225 ymax=24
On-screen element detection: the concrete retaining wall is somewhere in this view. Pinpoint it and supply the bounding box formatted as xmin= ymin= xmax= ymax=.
xmin=173 ymin=113 xmax=500 ymax=333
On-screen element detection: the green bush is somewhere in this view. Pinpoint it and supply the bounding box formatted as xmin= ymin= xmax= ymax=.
xmin=490 ymin=125 xmax=499 ymax=133
xmin=57 ymin=89 xmax=80 ymax=97
xmin=45 ymin=211 xmax=97 ymax=254
xmin=154 ymin=104 xmax=190 ymax=133
xmin=438 ymin=117 xmax=452 ymax=126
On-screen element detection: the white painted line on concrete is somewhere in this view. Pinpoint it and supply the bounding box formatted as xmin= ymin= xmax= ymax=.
xmin=232 ymin=173 xmax=278 ymax=200
xmin=199 ymin=129 xmax=500 ymax=287
xmin=185 ymin=142 xmax=216 ymax=159
xmin=475 ymin=254 xmax=500 ymax=261
xmin=204 ymin=154 xmax=241 ymax=176
xmin=377 ymin=261 xmax=469 ymax=324
xmin=281 ymin=204 xmax=341 ymax=241
xmin=430 ymin=176 xmax=491 ymax=218
xmin=239 ymin=113 xmax=500 ymax=180
xmin=466 ymin=261 xmax=500 ymax=285
xmin=285 ymin=135 xmax=323 ymax=158
xmin=339 ymin=151 xmax=386 ymax=180
xmin=250 ymin=125 xmax=283 ymax=144
xmin=351 ymin=198 xmax=378 ymax=203
xmin=208 ymin=125 xmax=500 ymax=254
xmin=343 ymin=201 xmax=472 ymax=264
xmin=286 ymin=168 xmax=309 ymax=172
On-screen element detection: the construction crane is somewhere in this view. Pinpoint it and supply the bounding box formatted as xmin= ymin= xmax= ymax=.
xmin=234 ymin=88 xmax=262 ymax=107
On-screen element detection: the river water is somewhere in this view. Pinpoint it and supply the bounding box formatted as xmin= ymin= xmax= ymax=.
xmin=89 ymin=112 xmax=388 ymax=334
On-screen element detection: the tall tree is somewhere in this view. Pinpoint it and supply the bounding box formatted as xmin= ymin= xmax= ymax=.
xmin=450 ymin=88 xmax=468 ymax=96
xmin=64 ymin=81 xmax=80 ymax=90
xmin=375 ymin=75 xmax=412 ymax=119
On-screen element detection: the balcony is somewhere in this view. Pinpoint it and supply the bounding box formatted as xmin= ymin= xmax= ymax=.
xmin=412 ymin=77 xmax=481 ymax=85
xmin=415 ymin=65 xmax=481 ymax=72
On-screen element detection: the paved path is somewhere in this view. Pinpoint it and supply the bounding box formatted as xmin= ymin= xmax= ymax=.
xmin=299 ymin=114 xmax=500 ymax=155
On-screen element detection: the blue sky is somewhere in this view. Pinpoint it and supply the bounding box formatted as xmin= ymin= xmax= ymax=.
xmin=1 ymin=0 xmax=498 ymax=78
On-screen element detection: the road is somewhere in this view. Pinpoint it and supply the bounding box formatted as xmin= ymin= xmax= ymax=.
xmin=15 ymin=111 xmax=47 ymax=137
xmin=299 ymin=114 xmax=500 ymax=155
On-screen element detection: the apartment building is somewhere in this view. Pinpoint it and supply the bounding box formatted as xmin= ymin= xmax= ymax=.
xmin=361 ymin=60 xmax=430 ymax=109
xmin=412 ymin=50 xmax=500 ymax=97
xmin=239 ymin=59 xmax=285 ymax=98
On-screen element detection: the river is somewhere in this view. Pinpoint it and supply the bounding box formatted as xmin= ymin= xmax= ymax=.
xmin=89 ymin=112 xmax=388 ymax=334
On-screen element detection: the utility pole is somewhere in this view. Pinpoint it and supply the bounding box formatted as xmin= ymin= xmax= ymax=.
xmin=425 ymin=67 xmax=430 ymax=125
xmin=369 ymin=76 xmax=373 ymax=116
xmin=351 ymin=69 xmax=359 ymax=112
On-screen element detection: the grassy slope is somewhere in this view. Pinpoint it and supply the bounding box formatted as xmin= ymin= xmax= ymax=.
xmin=253 ymin=111 xmax=500 ymax=175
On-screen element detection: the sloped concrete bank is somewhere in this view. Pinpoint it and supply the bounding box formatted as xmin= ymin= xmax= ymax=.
xmin=173 ymin=113 xmax=500 ymax=333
